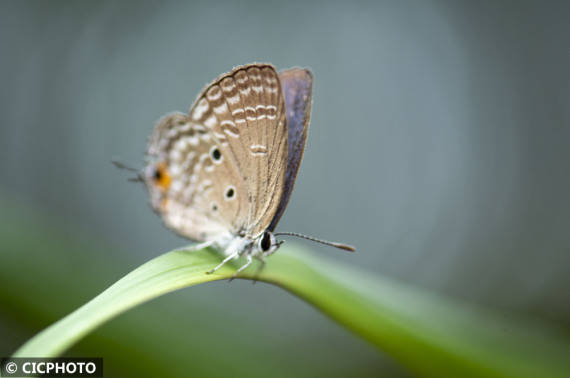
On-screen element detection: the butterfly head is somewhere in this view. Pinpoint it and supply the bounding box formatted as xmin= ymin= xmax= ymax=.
xmin=254 ymin=231 xmax=282 ymax=257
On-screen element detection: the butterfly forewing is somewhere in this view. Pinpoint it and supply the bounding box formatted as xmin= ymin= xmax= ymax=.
xmin=146 ymin=63 xmax=288 ymax=241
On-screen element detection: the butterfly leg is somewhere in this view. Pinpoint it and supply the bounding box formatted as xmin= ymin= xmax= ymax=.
xmin=236 ymin=255 xmax=253 ymax=274
xmin=206 ymin=252 xmax=238 ymax=274
xmin=251 ymin=256 xmax=267 ymax=284
xmin=229 ymin=255 xmax=253 ymax=281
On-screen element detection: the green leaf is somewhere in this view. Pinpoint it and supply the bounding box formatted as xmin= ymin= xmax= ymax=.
xmin=12 ymin=246 xmax=569 ymax=378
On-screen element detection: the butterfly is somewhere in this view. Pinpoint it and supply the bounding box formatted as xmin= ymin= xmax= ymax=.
xmin=133 ymin=63 xmax=353 ymax=276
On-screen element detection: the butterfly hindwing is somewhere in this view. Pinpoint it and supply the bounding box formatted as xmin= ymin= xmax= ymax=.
xmin=146 ymin=112 xmax=242 ymax=241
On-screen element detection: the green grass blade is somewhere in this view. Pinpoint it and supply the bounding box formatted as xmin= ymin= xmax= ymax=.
xmin=13 ymin=247 xmax=570 ymax=378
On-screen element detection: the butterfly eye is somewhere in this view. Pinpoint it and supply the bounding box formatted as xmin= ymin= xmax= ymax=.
xmin=260 ymin=232 xmax=272 ymax=252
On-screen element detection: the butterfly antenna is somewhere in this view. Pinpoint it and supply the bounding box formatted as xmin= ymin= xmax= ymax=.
xmin=112 ymin=159 xmax=144 ymax=183
xmin=112 ymin=159 xmax=139 ymax=172
xmin=274 ymin=232 xmax=355 ymax=252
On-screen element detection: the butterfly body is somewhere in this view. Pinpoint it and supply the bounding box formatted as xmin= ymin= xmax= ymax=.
xmin=143 ymin=63 xmax=314 ymax=272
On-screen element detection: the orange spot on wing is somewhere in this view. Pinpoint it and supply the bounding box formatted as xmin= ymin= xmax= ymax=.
xmin=155 ymin=162 xmax=172 ymax=190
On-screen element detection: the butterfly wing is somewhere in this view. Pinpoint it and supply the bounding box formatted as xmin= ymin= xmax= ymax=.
xmin=191 ymin=64 xmax=289 ymax=237
xmin=268 ymin=68 xmax=313 ymax=231
xmin=145 ymin=64 xmax=289 ymax=241
xmin=145 ymin=112 xmax=246 ymax=241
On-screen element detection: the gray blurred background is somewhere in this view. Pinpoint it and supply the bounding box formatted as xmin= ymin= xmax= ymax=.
xmin=1 ymin=1 xmax=569 ymax=377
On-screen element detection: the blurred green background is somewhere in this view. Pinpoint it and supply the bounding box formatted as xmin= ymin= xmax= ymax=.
xmin=1 ymin=1 xmax=569 ymax=377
